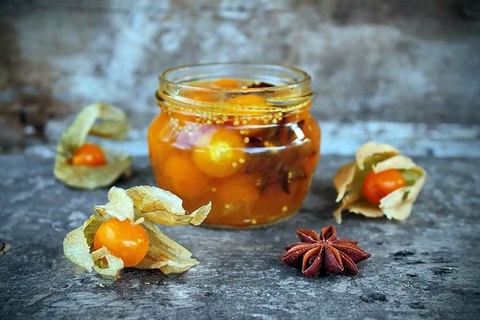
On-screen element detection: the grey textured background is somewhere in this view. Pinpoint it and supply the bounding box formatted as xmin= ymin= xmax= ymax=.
xmin=1 ymin=0 xmax=479 ymax=155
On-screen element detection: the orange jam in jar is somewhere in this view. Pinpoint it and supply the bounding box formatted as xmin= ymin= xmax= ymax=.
xmin=148 ymin=63 xmax=321 ymax=228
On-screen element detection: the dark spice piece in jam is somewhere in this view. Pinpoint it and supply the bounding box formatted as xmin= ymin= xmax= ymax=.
xmin=246 ymin=82 xmax=274 ymax=88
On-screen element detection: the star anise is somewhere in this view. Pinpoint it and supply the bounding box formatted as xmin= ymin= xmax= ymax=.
xmin=281 ymin=225 xmax=371 ymax=277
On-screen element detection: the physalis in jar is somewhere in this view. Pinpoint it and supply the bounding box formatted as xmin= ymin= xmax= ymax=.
xmin=148 ymin=63 xmax=321 ymax=228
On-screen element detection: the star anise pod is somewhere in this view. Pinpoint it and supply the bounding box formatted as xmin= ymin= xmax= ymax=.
xmin=281 ymin=225 xmax=371 ymax=277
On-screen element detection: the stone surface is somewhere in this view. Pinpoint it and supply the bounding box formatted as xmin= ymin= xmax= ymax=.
xmin=1 ymin=0 xmax=480 ymax=153
xmin=1 ymin=155 xmax=480 ymax=319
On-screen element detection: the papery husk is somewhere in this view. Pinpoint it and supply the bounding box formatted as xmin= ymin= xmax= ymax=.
xmin=54 ymin=103 xmax=132 ymax=190
xmin=94 ymin=186 xmax=135 ymax=222
xmin=373 ymin=155 xmax=417 ymax=172
xmin=333 ymin=191 xmax=386 ymax=223
xmin=63 ymin=221 xmax=96 ymax=272
xmin=126 ymin=186 xmax=211 ymax=273
xmin=126 ymin=186 xmax=211 ymax=226
xmin=334 ymin=163 xmax=357 ymax=203
xmin=55 ymin=147 xmax=132 ymax=190
xmin=63 ymin=186 xmax=212 ymax=280
xmin=63 ymin=214 xmax=125 ymax=280
xmin=135 ymin=220 xmax=200 ymax=274
xmin=333 ymin=141 xmax=427 ymax=224
xmin=91 ymin=247 xmax=125 ymax=280
xmin=355 ymin=141 xmax=399 ymax=170
xmin=380 ymin=166 xmax=427 ymax=220
xmin=60 ymin=103 xmax=129 ymax=151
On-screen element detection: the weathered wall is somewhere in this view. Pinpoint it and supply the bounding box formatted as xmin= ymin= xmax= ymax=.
xmin=1 ymin=0 xmax=479 ymax=154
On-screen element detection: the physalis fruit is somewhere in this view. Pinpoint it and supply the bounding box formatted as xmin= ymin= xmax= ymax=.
xmin=362 ymin=169 xmax=407 ymax=205
xmin=93 ymin=218 xmax=149 ymax=267
xmin=71 ymin=143 xmax=107 ymax=167
xmin=333 ymin=141 xmax=426 ymax=223
xmin=63 ymin=186 xmax=211 ymax=280
xmin=54 ymin=103 xmax=132 ymax=189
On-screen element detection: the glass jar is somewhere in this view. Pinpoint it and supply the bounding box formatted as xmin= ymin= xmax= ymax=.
xmin=148 ymin=63 xmax=321 ymax=228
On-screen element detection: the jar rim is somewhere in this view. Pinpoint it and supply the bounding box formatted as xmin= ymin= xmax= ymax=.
xmin=159 ymin=62 xmax=311 ymax=93
xmin=157 ymin=63 xmax=313 ymax=114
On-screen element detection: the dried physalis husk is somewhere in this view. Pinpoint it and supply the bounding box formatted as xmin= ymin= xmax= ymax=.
xmin=333 ymin=141 xmax=426 ymax=224
xmin=54 ymin=103 xmax=132 ymax=190
xmin=63 ymin=186 xmax=211 ymax=280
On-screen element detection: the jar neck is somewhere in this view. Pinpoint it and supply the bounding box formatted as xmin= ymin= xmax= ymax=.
xmin=156 ymin=63 xmax=313 ymax=118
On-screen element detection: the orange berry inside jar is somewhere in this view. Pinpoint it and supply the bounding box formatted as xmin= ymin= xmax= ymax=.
xmin=148 ymin=63 xmax=321 ymax=228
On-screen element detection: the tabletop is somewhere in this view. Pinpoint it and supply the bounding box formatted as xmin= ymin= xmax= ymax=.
xmin=1 ymin=154 xmax=479 ymax=319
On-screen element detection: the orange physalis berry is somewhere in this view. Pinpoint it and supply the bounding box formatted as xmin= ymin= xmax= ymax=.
xmin=362 ymin=169 xmax=407 ymax=205
xmin=93 ymin=218 xmax=149 ymax=267
xmin=71 ymin=143 xmax=107 ymax=166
